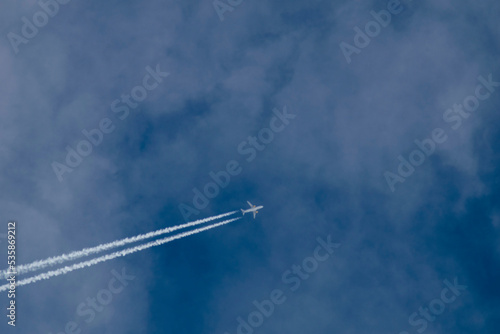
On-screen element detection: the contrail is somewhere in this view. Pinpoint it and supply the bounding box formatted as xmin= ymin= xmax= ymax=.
xmin=0 ymin=217 xmax=240 ymax=292
xmin=0 ymin=211 xmax=237 ymax=279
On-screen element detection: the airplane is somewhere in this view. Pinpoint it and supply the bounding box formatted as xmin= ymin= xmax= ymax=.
xmin=241 ymin=201 xmax=264 ymax=219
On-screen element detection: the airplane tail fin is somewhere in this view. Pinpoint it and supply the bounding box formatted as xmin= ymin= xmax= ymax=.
xmin=241 ymin=209 xmax=245 ymax=215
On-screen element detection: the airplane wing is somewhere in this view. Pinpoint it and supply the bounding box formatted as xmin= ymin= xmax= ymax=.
xmin=253 ymin=211 xmax=257 ymax=219
xmin=247 ymin=201 xmax=253 ymax=208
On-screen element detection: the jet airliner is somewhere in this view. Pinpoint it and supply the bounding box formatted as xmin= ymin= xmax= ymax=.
xmin=241 ymin=201 xmax=263 ymax=219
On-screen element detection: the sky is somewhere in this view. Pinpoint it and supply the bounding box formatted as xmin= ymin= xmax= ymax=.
xmin=0 ymin=0 xmax=499 ymax=333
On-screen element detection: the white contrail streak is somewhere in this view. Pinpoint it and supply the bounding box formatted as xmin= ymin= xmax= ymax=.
xmin=0 ymin=211 xmax=237 ymax=279
xmin=0 ymin=217 xmax=240 ymax=292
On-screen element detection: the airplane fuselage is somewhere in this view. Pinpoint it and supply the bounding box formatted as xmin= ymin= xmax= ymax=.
xmin=241 ymin=201 xmax=264 ymax=218
xmin=241 ymin=206 xmax=263 ymax=214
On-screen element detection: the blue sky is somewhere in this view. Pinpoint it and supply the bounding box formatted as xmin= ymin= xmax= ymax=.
xmin=0 ymin=0 xmax=499 ymax=333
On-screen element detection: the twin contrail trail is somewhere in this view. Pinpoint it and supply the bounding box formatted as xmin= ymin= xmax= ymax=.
xmin=0 ymin=217 xmax=241 ymax=292
xmin=0 ymin=211 xmax=237 ymax=280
